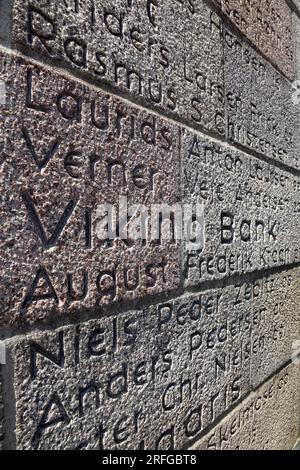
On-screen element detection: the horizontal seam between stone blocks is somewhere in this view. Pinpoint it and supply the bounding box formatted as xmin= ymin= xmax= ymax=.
xmin=287 ymin=0 xmax=300 ymax=19
xmin=204 ymin=0 xmax=296 ymax=82
xmin=1 ymin=262 xmax=300 ymax=341
xmin=182 ymin=359 xmax=297 ymax=450
xmin=0 ymin=43 xmax=299 ymax=179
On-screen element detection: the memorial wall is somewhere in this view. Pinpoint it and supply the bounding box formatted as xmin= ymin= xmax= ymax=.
xmin=0 ymin=0 xmax=299 ymax=450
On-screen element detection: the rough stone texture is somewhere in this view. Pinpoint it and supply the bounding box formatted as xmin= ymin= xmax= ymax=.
xmin=249 ymin=270 xmax=300 ymax=388
xmin=223 ymin=23 xmax=300 ymax=170
xmin=211 ymin=0 xmax=294 ymax=80
xmin=190 ymin=364 xmax=300 ymax=450
xmin=1 ymin=269 xmax=299 ymax=450
xmin=10 ymin=0 xmax=225 ymax=135
xmin=0 ymin=0 xmax=299 ymax=453
xmin=294 ymin=12 xmax=300 ymax=79
xmin=0 ymin=0 xmax=13 ymax=47
xmin=6 ymin=1 xmax=300 ymax=171
xmin=0 ymin=49 xmax=180 ymax=327
xmin=183 ymin=131 xmax=300 ymax=286
xmin=291 ymin=0 xmax=300 ymax=15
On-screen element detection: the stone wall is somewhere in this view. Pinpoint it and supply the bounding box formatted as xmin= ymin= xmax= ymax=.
xmin=0 ymin=0 xmax=299 ymax=450
xmin=191 ymin=364 xmax=300 ymax=450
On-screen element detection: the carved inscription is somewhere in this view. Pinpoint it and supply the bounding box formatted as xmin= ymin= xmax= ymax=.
xmin=211 ymin=0 xmax=294 ymax=79
xmin=0 ymin=51 xmax=180 ymax=326
xmin=183 ymin=131 xmax=300 ymax=287
xmin=10 ymin=1 xmax=300 ymax=170
xmin=190 ymin=365 xmax=300 ymax=450
xmin=11 ymin=0 xmax=224 ymax=133
xmin=0 ymin=0 xmax=300 ymax=452
xmin=7 ymin=269 xmax=300 ymax=449
xmin=221 ymin=21 xmax=300 ymax=170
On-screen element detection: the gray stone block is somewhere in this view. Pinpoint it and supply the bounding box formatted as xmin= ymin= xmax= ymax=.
xmin=10 ymin=0 xmax=225 ymax=135
xmin=6 ymin=1 xmax=300 ymax=171
xmin=1 ymin=269 xmax=299 ymax=449
xmin=190 ymin=364 xmax=300 ymax=450
xmin=210 ymin=0 xmax=294 ymax=80
xmin=0 ymin=0 xmax=299 ymax=453
xmin=222 ymin=22 xmax=300 ymax=170
xmin=0 ymin=49 xmax=181 ymax=327
xmin=0 ymin=0 xmax=13 ymax=47
xmin=249 ymin=270 xmax=300 ymax=388
xmin=183 ymin=130 xmax=300 ymax=286
xmin=293 ymin=12 xmax=300 ymax=79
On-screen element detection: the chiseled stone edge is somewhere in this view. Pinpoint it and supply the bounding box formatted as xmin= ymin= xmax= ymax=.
xmin=207 ymin=0 xmax=295 ymax=81
xmin=189 ymin=363 xmax=300 ymax=450
xmin=288 ymin=0 xmax=300 ymax=16
xmin=294 ymin=439 xmax=300 ymax=450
